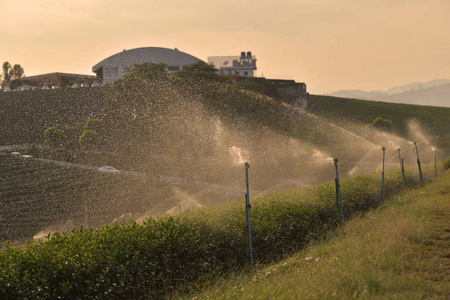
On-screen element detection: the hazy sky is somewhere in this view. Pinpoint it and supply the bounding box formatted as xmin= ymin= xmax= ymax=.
xmin=1 ymin=0 xmax=449 ymax=94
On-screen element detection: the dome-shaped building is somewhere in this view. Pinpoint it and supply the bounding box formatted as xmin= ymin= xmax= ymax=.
xmin=92 ymin=47 xmax=203 ymax=84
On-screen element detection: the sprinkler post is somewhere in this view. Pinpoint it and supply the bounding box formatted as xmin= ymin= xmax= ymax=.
xmin=333 ymin=158 xmax=345 ymax=228
xmin=334 ymin=178 xmax=340 ymax=220
xmin=244 ymin=162 xmax=254 ymax=270
xmin=397 ymin=148 xmax=406 ymax=190
xmin=434 ymin=148 xmax=437 ymax=177
xmin=414 ymin=142 xmax=424 ymax=185
xmin=381 ymin=147 xmax=385 ymax=206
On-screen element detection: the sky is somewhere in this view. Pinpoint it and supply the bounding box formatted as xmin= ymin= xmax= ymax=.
xmin=1 ymin=0 xmax=449 ymax=94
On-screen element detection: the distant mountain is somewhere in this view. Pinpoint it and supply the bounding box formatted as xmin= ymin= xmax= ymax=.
xmin=383 ymin=79 xmax=450 ymax=95
xmin=326 ymin=79 xmax=450 ymax=107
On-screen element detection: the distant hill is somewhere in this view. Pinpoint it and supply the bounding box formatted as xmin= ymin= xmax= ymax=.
xmin=327 ymin=79 xmax=450 ymax=107
xmin=380 ymin=83 xmax=450 ymax=107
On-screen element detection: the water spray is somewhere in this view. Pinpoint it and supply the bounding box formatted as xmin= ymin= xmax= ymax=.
xmin=397 ymin=148 xmax=406 ymax=190
xmin=333 ymin=158 xmax=345 ymax=228
xmin=381 ymin=147 xmax=385 ymax=206
xmin=244 ymin=162 xmax=254 ymax=270
xmin=414 ymin=142 xmax=424 ymax=185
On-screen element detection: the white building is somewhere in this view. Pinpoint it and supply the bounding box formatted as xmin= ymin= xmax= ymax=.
xmin=208 ymin=51 xmax=257 ymax=77
xmin=92 ymin=47 xmax=203 ymax=84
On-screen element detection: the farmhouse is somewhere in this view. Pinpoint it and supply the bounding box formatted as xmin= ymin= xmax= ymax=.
xmin=208 ymin=51 xmax=257 ymax=77
xmin=92 ymin=47 xmax=203 ymax=84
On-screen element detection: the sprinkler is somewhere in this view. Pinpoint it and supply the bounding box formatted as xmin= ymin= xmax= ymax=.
xmin=333 ymin=158 xmax=345 ymax=228
xmin=381 ymin=147 xmax=385 ymax=206
xmin=414 ymin=142 xmax=424 ymax=185
xmin=434 ymin=147 xmax=437 ymax=177
xmin=397 ymin=148 xmax=406 ymax=190
xmin=244 ymin=162 xmax=254 ymax=270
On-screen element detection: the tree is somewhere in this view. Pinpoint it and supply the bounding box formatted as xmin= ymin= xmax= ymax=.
xmin=10 ymin=64 xmax=24 ymax=80
xmin=367 ymin=117 xmax=394 ymax=133
xmin=1 ymin=61 xmax=24 ymax=87
xmin=84 ymin=118 xmax=102 ymax=133
xmin=179 ymin=61 xmax=217 ymax=75
xmin=2 ymin=61 xmax=11 ymax=85
xmin=176 ymin=61 xmax=231 ymax=83
xmin=44 ymin=127 xmax=63 ymax=147
xmin=79 ymin=129 xmax=100 ymax=150
xmin=125 ymin=63 xmax=168 ymax=81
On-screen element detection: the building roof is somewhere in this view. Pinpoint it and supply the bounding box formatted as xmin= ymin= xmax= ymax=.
xmin=19 ymin=72 xmax=96 ymax=81
xmin=208 ymin=55 xmax=257 ymax=69
xmin=92 ymin=47 xmax=203 ymax=72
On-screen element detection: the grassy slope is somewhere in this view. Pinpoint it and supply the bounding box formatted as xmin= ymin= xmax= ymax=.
xmin=308 ymin=94 xmax=450 ymax=152
xmin=184 ymin=170 xmax=450 ymax=299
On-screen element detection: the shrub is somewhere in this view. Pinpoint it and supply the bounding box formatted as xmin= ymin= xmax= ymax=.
xmin=367 ymin=117 xmax=394 ymax=133
xmin=44 ymin=127 xmax=63 ymax=147
xmin=78 ymin=129 xmax=100 ymax=150
xmin=443 ymin=158 xmax=450 ymax=170
xmin=84 ymin=118 xmax=102 ymax=133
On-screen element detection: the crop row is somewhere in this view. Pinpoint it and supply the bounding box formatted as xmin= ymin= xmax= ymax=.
xmin=0 ymin=164 xmax=422 ymax=299
xmin=0 ymin=153 xmax=174 ymax=242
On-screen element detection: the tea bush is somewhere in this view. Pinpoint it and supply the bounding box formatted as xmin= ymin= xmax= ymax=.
xmin=444 ymin=158 xmax=450 ymax=170
xmin=0 ymin=168 xmax=418 ymax=299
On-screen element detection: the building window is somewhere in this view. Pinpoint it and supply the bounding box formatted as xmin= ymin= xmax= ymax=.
xmin=244 ymin=71 xmax=248 ymax=76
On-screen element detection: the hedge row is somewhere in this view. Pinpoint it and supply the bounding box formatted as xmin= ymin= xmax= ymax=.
xmin=0 ymin=169 xmax=416 ymax=299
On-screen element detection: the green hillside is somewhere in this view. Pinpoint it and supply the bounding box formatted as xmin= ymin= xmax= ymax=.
xmin=1 ymin=71 xmax=449 ymax=298
xmin=1 ymin=85 xmax=449 ymax=152
xmin=0 ymin=152 xmax=172 ymax=242
xmin=0 ymin=88 xmax=107 ymax=145
xmin=308 ymin=95 xmax=450 ymax=151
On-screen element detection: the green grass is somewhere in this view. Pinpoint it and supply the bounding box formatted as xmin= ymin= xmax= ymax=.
xmin=182 ymin=170 xmax=450 ymax=299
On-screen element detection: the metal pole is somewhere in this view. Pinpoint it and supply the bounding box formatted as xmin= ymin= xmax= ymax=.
xmin=398 ymin=148 xmax=406 ymax=190
xmin=414 ymin=142 xmax=424 ymax=185
xmin=381 ymin=147 xmax=385 ymax=206
xmin=244 ymin=162 xmax=254 ymax=270
xmin=335 ymin=178 xmax=340 ymax=220
xmin=333 ymin=158 xmax=345 ymax=228
xmin=434 ymin=148 xmax=437 ymax=177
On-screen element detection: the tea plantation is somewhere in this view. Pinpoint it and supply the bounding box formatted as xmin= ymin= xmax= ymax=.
xmin=0 ymin=159 xmax=426 ymax=299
